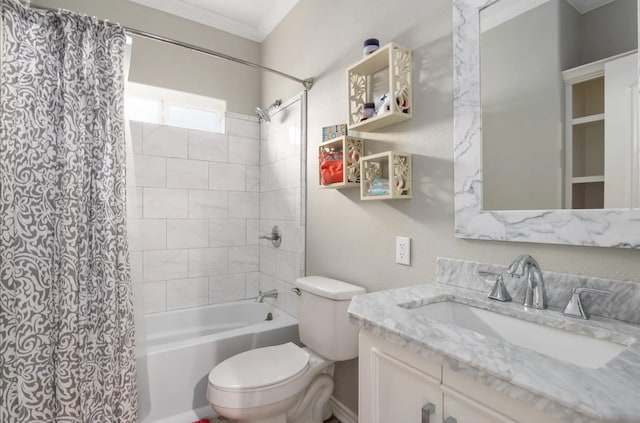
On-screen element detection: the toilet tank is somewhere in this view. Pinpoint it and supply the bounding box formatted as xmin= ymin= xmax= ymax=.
xmin=294 ymin=276 xmax=366 ymax=361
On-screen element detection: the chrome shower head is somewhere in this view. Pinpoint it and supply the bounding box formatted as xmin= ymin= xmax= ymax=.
xmin=256 ymin=106 xmax=271 ymax=123
xmin=256 ymin=99 xmax=282 ymax=122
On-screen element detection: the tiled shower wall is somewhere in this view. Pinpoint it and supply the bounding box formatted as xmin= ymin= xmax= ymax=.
xmin=258 ymin=96 xmax=305 ymax=317
xmin=128 ymin=113 xmax=261 ymax=313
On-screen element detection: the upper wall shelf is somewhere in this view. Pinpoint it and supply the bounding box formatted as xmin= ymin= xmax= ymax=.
xmin=347 ymin=43 xmax=412 ymax=132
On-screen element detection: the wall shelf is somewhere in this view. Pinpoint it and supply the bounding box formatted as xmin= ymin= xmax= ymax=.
xmin=571 ymin=175 xmax=604 ymax=184
xmin=348 ymin=43 xmax=412 ymax=132
xmin=318 ymin=136 xmax=364 ymax=189
xmin=572 ymin=113 xmax=604 ymax=126
xmin=360 ymin=151 xmax=412 ymax=200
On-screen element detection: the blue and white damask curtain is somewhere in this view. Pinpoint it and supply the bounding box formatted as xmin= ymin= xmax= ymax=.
xmin=0 ymin=0 xmax=137 ymax=421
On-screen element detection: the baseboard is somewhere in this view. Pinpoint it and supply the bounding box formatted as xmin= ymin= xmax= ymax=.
xmin=329 ymin=396 xmax=358 ymax=423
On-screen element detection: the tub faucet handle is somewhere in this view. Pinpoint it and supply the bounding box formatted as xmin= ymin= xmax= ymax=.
xmin=260 ymin=225 xmax=281 ymax=248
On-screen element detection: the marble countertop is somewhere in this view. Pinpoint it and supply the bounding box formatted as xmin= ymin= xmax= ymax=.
xmin=348 ymin=283 xmax=640 ymax=423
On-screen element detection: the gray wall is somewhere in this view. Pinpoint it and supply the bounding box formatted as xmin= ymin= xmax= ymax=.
xmin=580 ymin=0 xmax=637 ymax=64
xmin=31 ymin=0 xmax=261 ymax=115
xmin=481 ymin=1 xmax=563 ymax=211
xmin=262 ymin=0 xmax=640 ymax=414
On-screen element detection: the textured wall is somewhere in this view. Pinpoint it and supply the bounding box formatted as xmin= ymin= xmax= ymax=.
xmin=262 ymin=0 xmax=640 ymax=413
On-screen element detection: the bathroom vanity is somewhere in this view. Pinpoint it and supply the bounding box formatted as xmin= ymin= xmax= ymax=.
xmin=350 ymin=258 xmax=640 ymax=423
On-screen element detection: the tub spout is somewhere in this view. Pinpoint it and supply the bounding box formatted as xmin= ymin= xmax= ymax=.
xmin=255 ymin=289 xmax=278 ymax=303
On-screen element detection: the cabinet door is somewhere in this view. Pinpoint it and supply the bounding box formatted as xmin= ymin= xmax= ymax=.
xmin=366 ymin=348 xmax=443 ymax=423
xmin=443 ymin=389 xmax=516 ymax=423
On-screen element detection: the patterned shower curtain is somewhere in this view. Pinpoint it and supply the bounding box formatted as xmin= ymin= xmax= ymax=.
xmin=0 ymin=0 xmax=137 ymax=422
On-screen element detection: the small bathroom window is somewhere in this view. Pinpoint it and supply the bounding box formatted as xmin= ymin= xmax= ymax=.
xmin=125 ymin=82 xmax=226 ymax=133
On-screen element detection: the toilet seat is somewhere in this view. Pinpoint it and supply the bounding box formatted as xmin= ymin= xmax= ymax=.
xmin=207 ymin=344 xmax=331 ymax=410
xmin=209 ymin=342 xmax=310 ymax=391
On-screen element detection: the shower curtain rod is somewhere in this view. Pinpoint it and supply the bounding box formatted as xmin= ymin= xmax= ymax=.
xmin=30 ymin=4 xmax=314 ymax=91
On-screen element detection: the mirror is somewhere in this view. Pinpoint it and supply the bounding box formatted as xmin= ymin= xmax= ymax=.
xmin=481 ymin=0 xmax=638 ymax=210
xmin=453 ymin=0 xmax=640 ymax=248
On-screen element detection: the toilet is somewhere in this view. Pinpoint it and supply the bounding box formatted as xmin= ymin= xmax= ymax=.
xmin=206 ymin=276 xmax=366 ymax=423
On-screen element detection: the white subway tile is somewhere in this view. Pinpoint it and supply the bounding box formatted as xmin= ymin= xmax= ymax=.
xmin=229 ymin=136 xmax=259 ymax=165
xmin=260 ymin=246 xmax=277 ymax=276
xmin=166 ymin=278 xmax=209 ymax=310
xmin=209 ymin=274 xmax=246 ymax=304
xmin=226 ymin=117 xmax=259 ymax=139
xmin=246 ymin=219 xmax=259 ymax=245
xmin=135 ymin=188 xmax=143 ymax=219
xmin=143 ymin=123 xmax=188 ymax=158
xmin=188 ymin=190 xmax=228 ymax=218
xmin=166 ymin=219 xmax=209 ymax=249
xmin=134 ymin=155 xmax=166 ymax=187
xmin=229 ymin=192 xmax=259 ymax=218
xmin=209 ymin=219 xmax=246 ymax=247
xmin=284 ymin=282 xmax=300 ymax=317
xmin=167 ymin=158 xmax=209 ymax=189
xmin=209 ymin=163 xmax=246 ymax=191
xmin=143 ymin=249 xmax=188 ymax=281
xmin=130 ymin=121 xmax=143 ymax=154
xmin=246 ymin=165 xmax=260 ymax=192
xmin=229 ymin=246 xmax=259 ymax=273
xmin=143 ymin=188 xmax=189 ymax=218
xmin=143 ymin=281 xmax=166 ymax=313
xmin=275 ymin=189 xmax=297 ymax=220
xmin=129 ymin=251 xmax=143 ymax=283
xmin=189 ymin=130 xmax=227 ymax=162
xmin=129 ymin=219 xmax=166 ymax=251
xmin=260 ymin=192 xmax=277 ymax=220
xmin=284 ymin=156 xmax=301 ymax=189
xmin=245 ymin=272 xmax=260 ymax=298
xmin=276 ymin=250 xmax=298 ymax=283
xmin=260 ymin=139 xmax=277 ymax=165
xmin=188 ymin=247 xmax=228 ymax=277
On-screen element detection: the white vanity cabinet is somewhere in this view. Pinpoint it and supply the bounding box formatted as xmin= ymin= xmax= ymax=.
xmin=358 ymin=331 xmax=563 ymax=423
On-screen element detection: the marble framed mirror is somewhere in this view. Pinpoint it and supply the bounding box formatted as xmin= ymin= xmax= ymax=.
xmin=453 ymin=0 xmax=640 ymax=248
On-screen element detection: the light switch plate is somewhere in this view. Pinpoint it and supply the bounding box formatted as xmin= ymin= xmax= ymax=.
xmin=396 ymin=236 xmax=411 ymax=265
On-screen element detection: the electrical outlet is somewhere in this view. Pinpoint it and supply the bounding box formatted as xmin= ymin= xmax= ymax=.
xmin=395 ymin=236 xmax=411 ymax=266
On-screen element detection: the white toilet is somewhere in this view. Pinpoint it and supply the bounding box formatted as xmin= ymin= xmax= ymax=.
xmin=206 ymin=276 xmax=366 ymax=423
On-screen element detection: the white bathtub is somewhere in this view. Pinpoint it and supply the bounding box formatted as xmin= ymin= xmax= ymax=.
xmin=136 ymin=300 xmax=299 ymax=423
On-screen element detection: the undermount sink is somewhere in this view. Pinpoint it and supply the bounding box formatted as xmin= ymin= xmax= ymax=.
xmin=405 ymin=301 xmax=627 ymax=369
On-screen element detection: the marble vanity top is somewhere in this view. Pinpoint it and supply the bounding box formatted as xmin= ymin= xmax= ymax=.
xmin=348 ymin=283 xmax=640 ymax=423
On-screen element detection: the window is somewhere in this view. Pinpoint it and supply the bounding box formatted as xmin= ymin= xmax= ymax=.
xmin=125 ymin=82 xmax=226 ymax=133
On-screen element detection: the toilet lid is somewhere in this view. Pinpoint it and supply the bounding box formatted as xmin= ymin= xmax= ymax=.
xmin=209 ymin=342 xmax=310 ymax=391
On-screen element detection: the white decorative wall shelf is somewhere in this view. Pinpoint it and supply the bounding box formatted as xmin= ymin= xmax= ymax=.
xmin=318 ymin=136 xmax=364 ymax=189
xmin=348 ymin=43 xmax=412 ymax=132
xmin=360 ymin=151 xmax=412 ymax=200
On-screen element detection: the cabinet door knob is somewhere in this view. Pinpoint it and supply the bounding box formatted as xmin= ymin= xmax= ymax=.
xmin=443 ymin=417 xmax=457 ymax=423
xmin=421 ymin=402 xmax=436 ymax=423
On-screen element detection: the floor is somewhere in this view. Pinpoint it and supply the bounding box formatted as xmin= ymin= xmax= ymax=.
xmin=210 ymin=417 xmax=342 ymax=422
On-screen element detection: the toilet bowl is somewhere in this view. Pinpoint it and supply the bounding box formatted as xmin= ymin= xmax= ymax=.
xmin=207 ymin=276 xmax=366 ymax=423
xmin=207 ymin=343 xmax=333 ymax=423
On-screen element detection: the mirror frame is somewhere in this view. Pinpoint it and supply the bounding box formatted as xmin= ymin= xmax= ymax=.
xmin=453 ymin=0 xmax=640 ymax=249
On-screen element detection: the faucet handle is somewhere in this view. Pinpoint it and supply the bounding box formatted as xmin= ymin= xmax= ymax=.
xmin=478 ymin=271 xmax=512 ymax=302
xmin=562 ymin=287 xmax=611 ymax=320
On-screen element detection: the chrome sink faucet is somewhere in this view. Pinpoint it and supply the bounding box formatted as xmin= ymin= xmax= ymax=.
xmin=507 ymin=255 xmax=547 ymax=309
xmin=255 ymin=289 xmax=278 ymax=303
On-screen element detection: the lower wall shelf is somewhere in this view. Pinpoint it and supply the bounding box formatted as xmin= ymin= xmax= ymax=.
xmin=318 ymin=136 xmax=364 ymax=189
xmin=360 ymin=151 xmax=412 ymax=200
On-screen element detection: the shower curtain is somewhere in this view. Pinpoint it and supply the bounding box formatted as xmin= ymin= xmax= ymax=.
xmin=0 ymin=0 xmax=137 ymax=422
